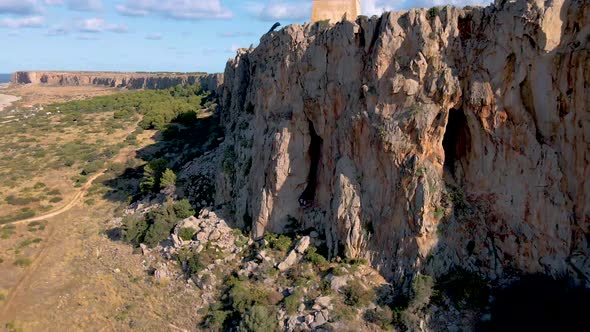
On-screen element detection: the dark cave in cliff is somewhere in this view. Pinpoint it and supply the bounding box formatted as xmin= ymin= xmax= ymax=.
xmin=299 ymin=120 xmax=322 ymax=207
xmin=442 ymin=108 xmax=471 ymax=179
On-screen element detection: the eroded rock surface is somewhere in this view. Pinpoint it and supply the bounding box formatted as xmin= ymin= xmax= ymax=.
xmin=215 ymin=0 xmax=590 ymax=284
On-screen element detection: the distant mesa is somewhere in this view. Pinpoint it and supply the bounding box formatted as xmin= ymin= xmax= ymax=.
xmin=11 ymin=71 xmax=224 ymax=92
xmin=311 ymin=0 xmax=361 ymax=23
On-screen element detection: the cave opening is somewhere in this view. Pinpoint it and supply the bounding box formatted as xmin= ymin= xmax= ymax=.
xmin=442 ymin=108 xmax=471 ymax=180
xmin=299 ymin=120 xmax=322 ymax=207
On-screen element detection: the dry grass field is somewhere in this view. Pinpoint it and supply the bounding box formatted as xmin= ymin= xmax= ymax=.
xmin=3 ymin=85 xmax=119 ymax=108
xmin=0 ymin=84 xmax=218 ymax=331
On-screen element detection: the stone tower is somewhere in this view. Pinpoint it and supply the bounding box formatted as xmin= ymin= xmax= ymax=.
xmin=311 ymin=0 xmax=361 ymax=23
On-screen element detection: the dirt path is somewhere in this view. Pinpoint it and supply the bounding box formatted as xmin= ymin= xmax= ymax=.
xmin=0 ymin=143 xmax=138 ymax=320
xmin=9 ymin=170 xmax=107 ymax=225
xmin=8 ymin=126 xmax=137 ymax=226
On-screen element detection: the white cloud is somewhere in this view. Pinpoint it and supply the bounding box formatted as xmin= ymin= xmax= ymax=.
xmin=0 ymin=15 xmax=44 ymax=28
xmin=66 ymin=0 xmax=102 ymax=12
xmin=77 ymin=18 xmax=128 ymax=33
xmin=116 ymin=0 xmax=232 ymax=20
xmin=245 ymin=0 xmax=312 ymax=21
xmin=245 ymin=0 xmax=493 ymax=21
xmin=0 ymin=0 xmax=43 ymax=15
xmin=145 ymin=32 xmax=162 ymax=40
xmin=364 ymin=0 xmax=493 ymax=16
xmin=363 ymin=0 xmax=396 ymax=16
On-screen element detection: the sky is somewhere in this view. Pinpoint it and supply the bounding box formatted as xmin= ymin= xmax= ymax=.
xmin=0 ymin=0 xmax=492 ymax=73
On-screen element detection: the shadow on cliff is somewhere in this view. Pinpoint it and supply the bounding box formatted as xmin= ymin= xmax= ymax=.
xmin=99 ymin=111 xmax=224 ymax=205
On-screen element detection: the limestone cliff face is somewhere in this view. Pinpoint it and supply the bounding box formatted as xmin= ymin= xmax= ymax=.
xmin=11 ymin=71 xmax=223 ymax=92
xmin=216 ymin=0 xmax=590 ymax=284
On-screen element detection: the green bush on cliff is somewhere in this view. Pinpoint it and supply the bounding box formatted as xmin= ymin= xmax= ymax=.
xmin=121 ymin=199 xmax=195 ymax=247
xmin=238 ymin=305 xmax=280 ymax=332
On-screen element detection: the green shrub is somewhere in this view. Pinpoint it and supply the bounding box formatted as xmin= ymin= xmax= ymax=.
xmin=202 ymin=309 xmax=231 ymax=331
xmin=264 ymin=233 xmax=292 ymax=252
xmin=177 ymin=244 xmax=222 ymax=276
xmin=343 ymin=279 xmax=375 ymax=307
xmin=122 ymin=200 xmax=196 ymax=248
xmin=305 ymin=246 xmax=328 ymax=266
xmin=332 ymin=302 xmax=356 ymax=322
xmin=121 ymin=215 xmax=149 ymax=245
xmin=160 ymin=168 xmax=177 ymax=191
xmin=432 ymin=269 xmax=489 ymax=309
xmin=238 ymin=305 xmax=279 ymax=332
xmin=5 ymin=195 xmax=40 ymax=206
xmin=410 ymin=274 xmax=434 ymax=309
xmin=18 ymin=238 xmax=42 ymax=249
xmin=143 ymin=217 xmax=173 ymax=248
xmin=14 ymin=257 xmax=32 ymax=267
xmin=283 ymin=289 xmax=303 ymax=314
xmin=1 ymin=225 xmax=16 ymax=239
xmin=82 ymin=160 xmax=105 ymax=175
xmin=140 ymin=159 xmax=168 ymax=193
xmin=47 ymin=189 xmax=61 ymax=196
xmin=178 ymin=227 xmax=196 ymax=241
xmin=364 ymin=307 xmax=394 ymax=330
xmin=172 ymin=199 xmax=195 ymax=219
xmin=49 ymin=196 xmax=63 ymax=203
xmin=222 ymin=147 xmax=237 ymax=177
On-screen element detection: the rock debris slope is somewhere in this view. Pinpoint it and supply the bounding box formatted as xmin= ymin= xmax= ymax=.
xmin=214 ymin=0 xmax=589 ymax=283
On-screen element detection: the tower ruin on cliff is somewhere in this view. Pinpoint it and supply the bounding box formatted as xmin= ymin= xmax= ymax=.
xmin=311 ymin=0 xmax=361 ymax=23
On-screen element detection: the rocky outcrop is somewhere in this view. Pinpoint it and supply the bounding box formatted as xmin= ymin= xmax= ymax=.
xmin=215 ymin=0 xmax=590 ymax=284
xmin=11 ymin=71 xmax=223 ymax=92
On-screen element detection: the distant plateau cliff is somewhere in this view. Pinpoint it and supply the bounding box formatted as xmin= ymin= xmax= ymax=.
xmin=11 ymin=71 xmax=223 ymax=92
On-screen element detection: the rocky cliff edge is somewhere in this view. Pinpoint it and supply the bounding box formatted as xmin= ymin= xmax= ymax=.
xmin=213 ymin=0 xmax=590 ymax=284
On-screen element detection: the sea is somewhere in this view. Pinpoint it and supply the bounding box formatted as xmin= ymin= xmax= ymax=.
xmin=0 ymin=74 xmax=10 ymax=84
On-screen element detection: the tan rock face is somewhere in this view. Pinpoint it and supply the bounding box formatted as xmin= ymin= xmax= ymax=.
xmin=217 ymin=0 xmax=590 ymax=283
xmin=11 ymin=71 xmax=223 ymax=92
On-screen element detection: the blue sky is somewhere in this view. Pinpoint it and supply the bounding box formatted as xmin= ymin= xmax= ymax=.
xmin=0 ymin=0 xmax=491 ymax=73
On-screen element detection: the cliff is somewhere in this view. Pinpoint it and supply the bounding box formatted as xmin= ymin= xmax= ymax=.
xmin=213 ymin=0 xmax=590 ymax=285
xmin=11 ymin=71 xmax=223 ymax=92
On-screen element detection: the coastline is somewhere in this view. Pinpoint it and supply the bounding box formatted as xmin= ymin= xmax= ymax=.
xmin=0 ymin=91 xmax=20 ymax=112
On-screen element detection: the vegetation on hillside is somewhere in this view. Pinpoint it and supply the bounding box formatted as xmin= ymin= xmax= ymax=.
xmin=0 ymin=84 xmax=218 ymax=223
xmin=45 ymin=84 xmax=216 ymax=130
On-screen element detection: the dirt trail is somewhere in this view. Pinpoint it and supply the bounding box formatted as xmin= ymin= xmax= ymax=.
xmin=9 ymin=170 xmax=107 ymax=225
xmin=0 ymin=145 xmax=137 ymax=322
xmin=8 ymin=129 xmax=136 ymax=226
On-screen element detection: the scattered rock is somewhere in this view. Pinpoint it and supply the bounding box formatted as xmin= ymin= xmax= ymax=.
xmin=171 ymin=233 xmax=182 ymax=248
xmin=327 ymin=274 xmax=352 ymax=291
xmin=154 ymin=265 xmax=170 ymax=280
xmin=139 ymin=243 xmax=149 ymax=256
xmin=298 ymin=303 xmax=305 ymax=313
xmin=294 ymin=236 xmax=311 ymax=254
xmin=277 ymin=250 xmax=299 ymax=271
xmin=315 ymin=296 xmax=331 ymax=309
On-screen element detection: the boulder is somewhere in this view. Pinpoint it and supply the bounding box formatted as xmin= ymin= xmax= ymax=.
xmin=294 ymin=236 xmax=311 ymax=254
xmin=277 ymin=250 xmax=299 ymax=271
